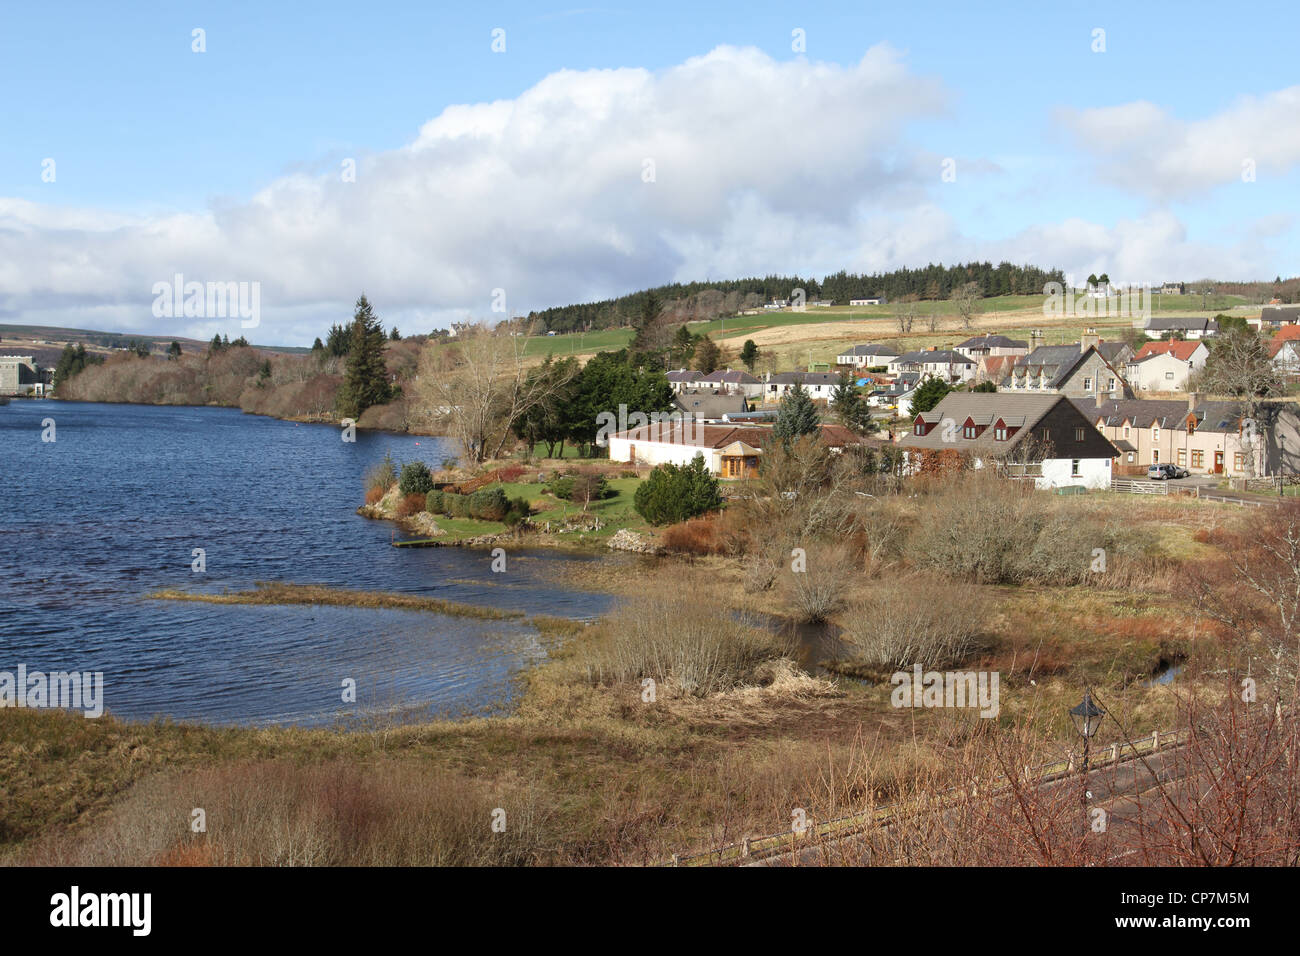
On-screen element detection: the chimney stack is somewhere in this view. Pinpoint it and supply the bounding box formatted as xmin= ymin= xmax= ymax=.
xmin=1187 ymin=391 xmax=1198 ymax=412
xmin=1080 ymin=327 xmax=1100 ymax=353
xmin=1029 ymin=329 xmax=1044 ymax=353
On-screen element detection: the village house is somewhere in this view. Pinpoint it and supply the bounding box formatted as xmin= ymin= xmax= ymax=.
xmin=1251 ymin=304 xmax=1300 ymax=330
xmin=1270 ymin=326 xmax=1300 ymax=378
xmin=1124 ymin=340 xmax=1206 ymax=393
xmin=1000 ymin=330 xmax=1133 ymax=398
xmin=762 ymin=371 xmax=841 ymax=402
xmin=976 ymin=354 xmax=1019 ymax=386
xmin=1143 ymin=316 xmax=1219 ymax=339
xmin=1078 ymin=394 xmax=1300 ymax=478
xmin=835 ymin=343 xmax=900 ymax=368
xmin=899 ymin=393 xmax=1119 ymax=489
xmin=607 ymin=422 xmax=864 ymax=479
xmin=886 ymin=348 xmax=976 ymax=384
xmin=665 ymin=368 xmax=762 ymax=398
xmin=849 ymin=297 xmax=885 ymax=306
xmin=953 ymin=334 xmax=1029 ymax=361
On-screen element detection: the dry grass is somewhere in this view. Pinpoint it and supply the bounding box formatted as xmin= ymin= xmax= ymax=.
xmin=147 ymin=582 xmax=522 ymax=621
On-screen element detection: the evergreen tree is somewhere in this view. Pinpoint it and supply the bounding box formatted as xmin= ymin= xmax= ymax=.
xmin=167 ymin=341 xmax=183 ymax=360
xmin=390 ymin=327 xmax=401 ymax=340
xmin=670 ymin=324 xmax=695 ymax=367
xmin=694 ymin=336 xmax=720 ymax=374
xmin=209 ymin=334 xmax=225 ymax=353
xmin=311 ymin=337 xmax=325 ymax=351
xmin=830 ymin=371 xmax=870 ymax=432
xmin=337 ymin=294 xmax=392 ymax=418
xmin=773 ymin=382 xmax=820 ymax=443
xmin=908 ymin=376 xmax=952 ymax=415
xmin=326 ymin=323 xmax=351 ymax=357
xmin=740 ymin=339 xmax=759 ymax=372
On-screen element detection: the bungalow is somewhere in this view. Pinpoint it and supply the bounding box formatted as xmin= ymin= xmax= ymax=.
xmin=953 ymin=334 xmax=1029 ymax=360
xmin=836 ymin=343 xmax=901 ymax=368
xmin=699 ymin=368 xmax=763 ymax=398
xmin=886 ymin=349 xmax=976 ymax=384
xmin=607 ymin=422 xmax=864 ymax=479
xmin=1252 ymin=305 xmax=1300 ymax=330
xmin=849 ymin=297 xmax=885 ymax=306
xmin=763 ymin=371 xmax=841 ymax=402
xmin=1143 ymin=317 xmax=1219 ymax=339
xmin=899 ymin=393 xmax=1118 ymax=489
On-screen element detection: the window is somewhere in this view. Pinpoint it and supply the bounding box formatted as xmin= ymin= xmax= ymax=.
xmin=1234 ymin=453 xmax=1244 ymax=471
xmin=1177 ymin=449 xmax=1186 ymax=466
xmin=1071 ymin=459 xmax=1081 ymax=476
xmin=1192 ymin=450 xmax=1204 ymax=469
xmin=1123 ymin=424 xmax=1131 ymax=439
xmin=914 ymin=423 xmax=923 ymax=436
xmin=1153 ymin=425 xmax=1160 ymax=442
xmin=1041 ymin=429 xmax=1050 ymax=441
xmin=1127 ymin=452 xmax=1135 ymax=463
xmin=1152 ymin=450 xmax=1160 ymax=463
xmin=963 ymin=425 xmax=976 ymax=439
xmin=1107 ymin=378 xmax=1116 ymax=391
xmin=1083 ymin=377 xmax=1093 ymax=391
xmin=1165 ymin=371 xmax=1175 ymax=380
xmin=1074 ymin=427 xmax=1085 ymax=442
xmin=995 ymin=426 xmax=1007 ymax=441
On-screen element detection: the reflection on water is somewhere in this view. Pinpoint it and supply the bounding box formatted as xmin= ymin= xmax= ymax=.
xmin=0 ymin=400 xmax=615 ymax=725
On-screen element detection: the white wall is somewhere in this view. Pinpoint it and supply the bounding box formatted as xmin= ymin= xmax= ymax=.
xmin=1037 ymin=457 xmax=1111 ymax=489
xmin=607 ymin=436 xmax=716 ymax=472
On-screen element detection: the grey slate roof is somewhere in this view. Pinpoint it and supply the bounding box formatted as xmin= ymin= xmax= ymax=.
xmin=1004 ymin=343 xmax=1128 ymax=389
xmin=1144 ymin=317 xmax=1220 ymax=333
xmin=900 ymin=394 xmax=1112 ymax=455
xmin=702 ymin=369 xmax=760 ymax=385
xmin=893 ymin=350 xmax=974 ymax=366
xmin=956 ymin=335 xmax=1028 ymax=350
xmin=839 ymin=343 xmax=898 ymax=357
xmin=767 ymin=371 xmax=841 ymax=386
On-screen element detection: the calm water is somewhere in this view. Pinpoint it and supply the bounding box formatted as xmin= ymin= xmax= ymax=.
xmin=0 ymin=400 xmax=616 ymax=725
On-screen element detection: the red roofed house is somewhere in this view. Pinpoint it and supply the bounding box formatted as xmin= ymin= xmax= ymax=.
xmin=1126 ymin=340 xmax=1208 ymax=393
xmin=1270 ymin=325 xmax=1300 ymax=377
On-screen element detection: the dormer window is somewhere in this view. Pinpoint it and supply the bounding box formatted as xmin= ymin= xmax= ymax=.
xmin=964 ymin=425 xmax=976 ymax=439
xmin=995 ymin=426 xmax=1008 ymax=441
xmin=914 ymin=422 xmax=924 ymax=436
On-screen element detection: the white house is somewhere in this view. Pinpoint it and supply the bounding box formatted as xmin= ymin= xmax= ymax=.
xmin=1126 ymin=352 xmax=1195 ymax=392
xmin=849 ymin=297 xmax=885 ymax=306
xmin=836 ymin=343 xmax=900 ymax=368
xmin=762 ymin=371 xmax=841 ymax=402
xmin=887 ymin=349 xmax=976 ymax=384
xmin=608 ymin=422 xmax=863 ymax=479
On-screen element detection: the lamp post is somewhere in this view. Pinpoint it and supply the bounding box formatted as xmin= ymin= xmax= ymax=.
xmin=1069 ymin=689 xmax=1106 ymax=832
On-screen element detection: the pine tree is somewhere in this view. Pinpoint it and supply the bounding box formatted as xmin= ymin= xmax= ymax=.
xmin=694 ymin=336 xmax=720 ymax=374
xmin=773 ymin=382 xmax=820 ymax=443
xmin=337 ymin=294 xmax=392 ymax=418
xmin=740 ymin=339 xmax=759 ymax=372
xmin=909 ymin=376 xmax=952 ymax=415
xmin=830 ymin=371 xmax=870 ymax=432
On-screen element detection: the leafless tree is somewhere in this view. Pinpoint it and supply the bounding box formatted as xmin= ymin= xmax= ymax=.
xmin=1198 ymin=328 xmax=1282 ymax=476
xmin=893 ymin=295 xmax=919 ymax=334
xmin=416 ymin=320 xmax=576 ymax=464
xmin=951 ymin=281 xmax=983 ymax=332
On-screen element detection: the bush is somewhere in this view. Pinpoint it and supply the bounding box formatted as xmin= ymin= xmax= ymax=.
xmin=365 ymin=486 xmax=385 ymax=506
xmin=781 ymin=543 xmax=855 ymax=623
xmin=575 ymin=591 xmax=793 ymax=696
xmin=398 ymin=461 xmax=435 ymax=496
xmin=425 ymin=489 xmax=444 ymax=514
xmin=498 ymin=464 xmax=526 ymax=483
xmin=396 ymin=493 xmax=426 ymax=517
xmin=443 ymin=493 xmax=470 ymax=518
xmin=469 ymin=488 xmax=509 ymax=521
xmin=633 ymin=455 xmax=721 ymax=526
xmin=365 ymin=450 xmax=397 ymax=492
xmin=549 ymin=475 xmax=576 ymax=499
xmin=838 ymin=574 xmax=988 ymax=674
xmin=661 ymin=516 xmax=726 ymax=555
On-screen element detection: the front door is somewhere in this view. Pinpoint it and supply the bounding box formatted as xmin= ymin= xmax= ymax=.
xmin=1214 ymin=451 xmax=1224 ymax=474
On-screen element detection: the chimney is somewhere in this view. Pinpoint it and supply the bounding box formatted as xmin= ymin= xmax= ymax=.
xmin=1080 ymin=327 xmax=1100 ymax=353
xmin=1187 ymin=391 xmax=1198 ymax=412
xmin=1029 ymin=329 xmax=1044 ymax=353
xmin=1095 ymin=391 xmax=1107 ymax=410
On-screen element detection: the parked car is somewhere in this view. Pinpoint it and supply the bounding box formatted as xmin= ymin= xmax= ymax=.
xmin=1147 ymin=463 xmax=1189 ymax=480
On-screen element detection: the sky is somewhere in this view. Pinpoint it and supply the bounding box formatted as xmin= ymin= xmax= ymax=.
xmin=2 ymin=0 xmax=1299 ymax=346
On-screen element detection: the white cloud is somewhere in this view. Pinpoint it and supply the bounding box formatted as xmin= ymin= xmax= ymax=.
xmin=0 ymin=45 xmax=947 ymax=343
xmin=1058 ymin=86 xmax=1300 ymax=200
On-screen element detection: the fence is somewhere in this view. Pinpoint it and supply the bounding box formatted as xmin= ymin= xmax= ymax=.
xmin=667 ymin=727 xmax=1186 ymax=867
xmin=1110 ymin=478 xmax=1168 ymax=495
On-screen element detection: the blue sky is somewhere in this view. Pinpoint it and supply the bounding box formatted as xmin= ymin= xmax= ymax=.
xmin=2 ymin=1 xmax=1298 ymax=344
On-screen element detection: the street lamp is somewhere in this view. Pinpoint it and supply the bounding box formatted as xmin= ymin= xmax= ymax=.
xmin=1069 ymin=688 xmax=1106 ymax=772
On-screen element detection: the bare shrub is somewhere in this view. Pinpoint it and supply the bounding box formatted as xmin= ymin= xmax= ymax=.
xmin=839 ymin=573 xmax=989 ymax=674
xmin=781 ymin=542 xmax=857 ymax=623
xmin=576 ymin=591 xmax=793 ymax=696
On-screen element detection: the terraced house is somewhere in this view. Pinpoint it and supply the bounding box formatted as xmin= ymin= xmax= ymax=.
xmin=1077 ymin=394 xmax=1300 ymax=478
xmin=1000 ymin=331 xmax=1133 ymax=399
xmin=886 ymin=348 xmax=976 ymax=384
